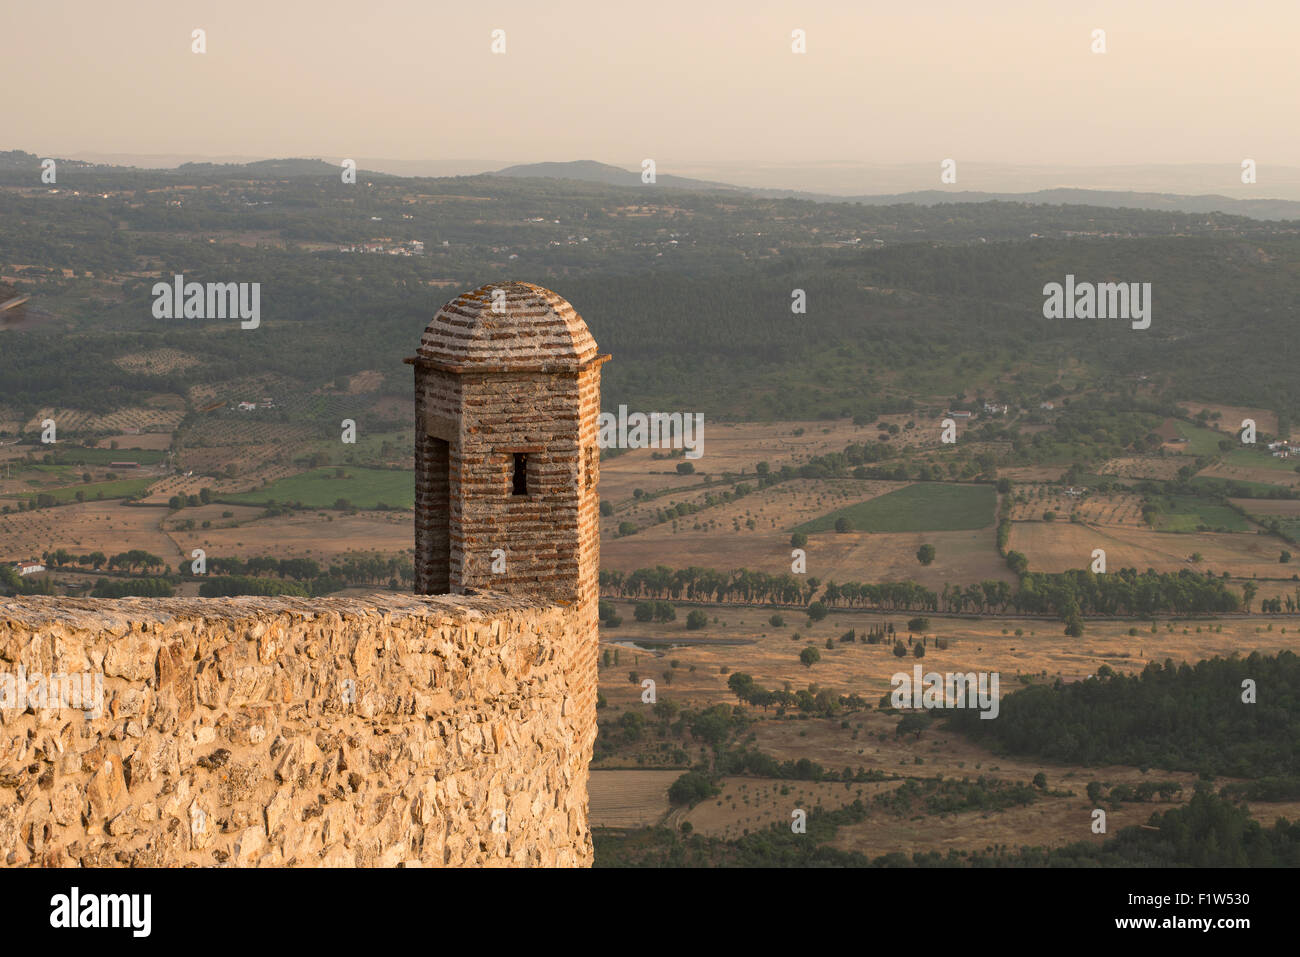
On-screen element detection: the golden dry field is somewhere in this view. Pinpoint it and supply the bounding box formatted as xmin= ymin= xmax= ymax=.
xmin=1007 ymin=520 xmax=1288 ymax=581
xmin=1098 ymin=456 xmax=1186 ymax=481
xmin=602 ymin=519 xmax=1009 ymax=589
xmin=997 ymin=465 xmax=1068 ymax=483
xmin=186 ymin=508 xmax=410 ymax=561
xmin=588 ymin=771 xmax=681 ymax=828
xmin=1197 ymin=460 xmax=1300 ymax=491
xmin=1007 ymin=488 xmax=1146 ymax=525
xmin=596 ymin=604 xmax=1300 ymax=712
xmin=0 ymin=497 xmax=412 ymax=567
xmin=591 ymin=608 xmax=1300 ymax=849
xmin=21 ymin=403 xmax=185 ymax=435
xmin=603 ymin=417 xmax=935 ymax=490
xmin=1177 ymin=402 xmax=1280 ymax=437
xmin=0 ymin=500 xmax=179 ymax=558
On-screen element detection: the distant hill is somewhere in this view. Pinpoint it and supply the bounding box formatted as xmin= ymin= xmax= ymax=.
xmin=0 ymin=150 xmax=40 ymax=169
xmin=0 ymin=150 xmax=98 ymax=172
xmin=492 ymin=159 xmax=1300 ymax=220
xmin=0 ymin=151 xmax=378 ymax=180
xmin=4 ymin=146 xmax=1297 ymax=219
xmin=172 ymin=157 xmax=384 ymax=179
xmin=836 ymin=188 xmax=1300 ymax=222
xmin=493 ymin=160 xmax=742 ymax=192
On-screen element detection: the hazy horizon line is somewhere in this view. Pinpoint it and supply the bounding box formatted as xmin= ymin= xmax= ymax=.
xmin=10 ymin=148 xmax=1300 ymax=202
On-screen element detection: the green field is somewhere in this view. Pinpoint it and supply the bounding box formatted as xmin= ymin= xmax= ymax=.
xmin=1260 ymin=518 xmax=1300 ymax=544
xmin=1176 ymin=423 xmax=1230 ymax=456
xmin=1190 ymin=475 xmax=1295 ymax=497
xmin=0 ymin=477 xmax=154 ymax=504
xmin=1151 ymin=495 xmax=1254 ymax=533
xmin=1234 ymin=507 xmax=1300 ymax=545
xmin=297 ymin=430 xmax=414 ymax=468
xmin=793 ymin=482 xmax=996 ymax=534
xmin=1220 ymin=448 xmax=1300 ymax=473
xmin=222 ymin=467 xmax=414 ymax=509
xmin=49 ymin=447 xmax=165 ymax=466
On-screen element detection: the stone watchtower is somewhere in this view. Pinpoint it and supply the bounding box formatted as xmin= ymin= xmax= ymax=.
xmin=407 ymin=281 xmax=608 ymax=604
xmin=405 ymin=283 xmax=608 ymax=864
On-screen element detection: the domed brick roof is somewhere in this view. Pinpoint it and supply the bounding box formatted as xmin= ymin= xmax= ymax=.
xmin=418 ymin=281 xmax=599 ymax=371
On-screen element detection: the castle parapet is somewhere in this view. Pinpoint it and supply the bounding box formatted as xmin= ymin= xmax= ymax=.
xmin=0 ymin=593 xmax=594 ymax=867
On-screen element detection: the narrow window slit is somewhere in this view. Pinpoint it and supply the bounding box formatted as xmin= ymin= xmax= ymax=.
xmin=512 ymin=452 xmax=528 ymax=496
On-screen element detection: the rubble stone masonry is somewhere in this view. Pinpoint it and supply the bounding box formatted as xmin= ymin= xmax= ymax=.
xmin=0 ymin=593 xmax=594 ymax=867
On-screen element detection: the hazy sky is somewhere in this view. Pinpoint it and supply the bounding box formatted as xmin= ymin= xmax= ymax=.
xmin=6 ymin=0 xmax=1297 ymax=169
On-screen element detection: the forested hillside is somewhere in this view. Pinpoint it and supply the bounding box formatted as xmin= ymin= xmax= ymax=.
xmin=1 ymin=160 xmax=1296 ymax=423
xmin=948 ymin=652 xmax=1300 ymax=779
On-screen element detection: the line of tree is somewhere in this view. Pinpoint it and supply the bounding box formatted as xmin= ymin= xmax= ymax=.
xmin=726 ymin=672 xmax=869 ymax=716
xmin=168 ymin=488 xmax=213 ymax=510
xmin=1012 ymin=567 xmax=1242 ymax=618
xmin=197 ymin=556 xmax=325 ymax=580
xmin=601 ymin=565 xmax=815 ymax=606
xmin=604 ymin=558 xmax=1275 ymax=625
xmin=91 ymin=577 xmax=175 ymax=598
xmin=40 ymin=549 xmax=164 ymax=573
xmin=197 ymin=576 xmax=309 ymax=598
xmin=192 ymin=553 xmax=413 ymax=590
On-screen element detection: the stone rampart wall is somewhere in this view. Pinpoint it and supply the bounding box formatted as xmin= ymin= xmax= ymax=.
xmin=0 ymin=593 xmax=594 ymax=867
